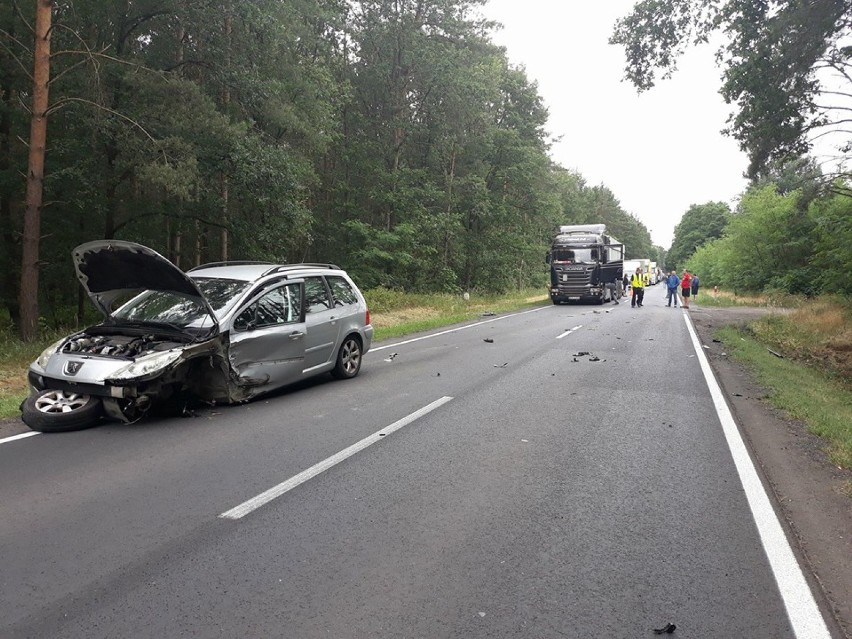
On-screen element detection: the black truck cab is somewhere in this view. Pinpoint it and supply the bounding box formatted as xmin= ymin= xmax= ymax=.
xmin=546 ymin=224 xmax=624 ymax=304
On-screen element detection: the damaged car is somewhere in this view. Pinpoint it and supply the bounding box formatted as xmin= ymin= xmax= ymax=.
xmin=22 ymin=241 xmax=373 ymax=432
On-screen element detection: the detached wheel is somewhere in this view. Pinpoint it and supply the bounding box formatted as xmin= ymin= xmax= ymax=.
xmin=21 ymin=389 xmax=103 ymax=433
xmin=332 ymin=336 xmax=362 ymax=379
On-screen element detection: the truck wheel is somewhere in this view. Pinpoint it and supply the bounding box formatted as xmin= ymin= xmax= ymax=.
xmin=21 ymin=390 xmax=103 ymax=433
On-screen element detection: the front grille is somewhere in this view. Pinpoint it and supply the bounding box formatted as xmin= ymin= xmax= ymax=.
xmin=552 ymin=267 xmax=592 ymax=295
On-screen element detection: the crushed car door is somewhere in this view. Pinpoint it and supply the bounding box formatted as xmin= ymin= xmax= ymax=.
xmin=227 ymin=282 xmax=306 ymax=390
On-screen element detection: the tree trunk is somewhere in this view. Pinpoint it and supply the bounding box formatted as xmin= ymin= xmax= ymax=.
xmin=19 ymin=0 xmax=53 ymax=341
xmin=219 ymin=7 xmax=232 ymax=261
xmin=1 ymin=21 xmax=20 ymax=327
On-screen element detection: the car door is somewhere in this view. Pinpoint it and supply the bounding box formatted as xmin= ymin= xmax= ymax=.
xmin=302 ymin=276 xmax=341 ymax=372
xmin=227 ymin=282 xmax=306 ymax=390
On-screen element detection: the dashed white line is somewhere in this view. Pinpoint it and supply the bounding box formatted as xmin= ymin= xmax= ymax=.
xmin=0 ymin=431 xmax=39 ymax=445
xmin=556 ymin=325 xmax=583 ymax=339
xmin=220 ymin=396 xmax=454 ymax=520
xmin=683 ymin=313 xmax=831 ymax=638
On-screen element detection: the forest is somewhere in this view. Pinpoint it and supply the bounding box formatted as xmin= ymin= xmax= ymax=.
xmin=3 ymin=0 xmax=851 ymax=342
xmin=1 ymin=0 xmax=660 ymax=339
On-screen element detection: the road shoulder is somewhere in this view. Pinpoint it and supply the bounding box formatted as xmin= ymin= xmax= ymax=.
xmin=690 ymin=305 xmax=852 ymax=639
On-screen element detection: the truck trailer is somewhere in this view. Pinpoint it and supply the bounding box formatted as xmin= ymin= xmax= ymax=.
xmin=546 ymin=224 xmax=624 ymax=304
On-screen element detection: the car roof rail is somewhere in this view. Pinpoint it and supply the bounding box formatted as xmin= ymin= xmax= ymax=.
xmin=261 ymin=263 xmax=341 ymax=277
xmin=187 ymin=261 xmax=275 ymax=272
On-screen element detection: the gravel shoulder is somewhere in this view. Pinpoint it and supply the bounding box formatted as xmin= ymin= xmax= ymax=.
xmin=689 ymin=305 xmax=852 ymax=639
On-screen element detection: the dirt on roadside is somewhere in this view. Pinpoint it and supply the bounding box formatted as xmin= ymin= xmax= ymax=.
xmin=689 ymin=304 xmax=852 ymax=639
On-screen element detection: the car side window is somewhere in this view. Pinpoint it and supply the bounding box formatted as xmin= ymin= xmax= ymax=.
xmin=233 ymin=283 xmax=301 ymax=331
xmin=327 ymin=276 xmax=358 ymax=306
xmin=304 ymin=277 xmax=331 ymax=314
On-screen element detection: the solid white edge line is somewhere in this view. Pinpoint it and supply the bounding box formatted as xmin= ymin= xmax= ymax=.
xmin=0 ymin=431 xmax=39 ymax=445
xmin=369 ymin=306 xmax=548 ymax=352
xmin=220 ymin=396 xmax=454 ymax=520
xmin=683 ymin=313 xmax=831 ymax=639
xmin=556 ymin=325 xmax=583 ymax=339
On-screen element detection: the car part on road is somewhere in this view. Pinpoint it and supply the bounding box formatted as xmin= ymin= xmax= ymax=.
xmin=21 ymin=390 xmax=103 ymax=433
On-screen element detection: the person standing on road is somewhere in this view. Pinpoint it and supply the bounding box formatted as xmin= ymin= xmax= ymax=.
xmin=666 ymin=270 xmax=680 ymax=307
xmin=691 ymin=273 xmax=700 ymax=299
xmin=681 ymin=270 xmax=693 ymax=309
xmin=631 ymin=267 xmax=645 ymax=308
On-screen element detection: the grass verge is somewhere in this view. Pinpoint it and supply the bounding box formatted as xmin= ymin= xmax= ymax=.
xmin=692 ymin=289 xmax=803 ymax=308
xmin=716 ymin=321 xmax=852 ymax=471
xmin=366 ymin=287 xmax=547 ymax=340
xmin=0 ymin=289 xmax=549 ymax=420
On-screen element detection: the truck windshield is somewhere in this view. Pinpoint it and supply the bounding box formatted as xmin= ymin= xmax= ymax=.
xmin=552 ymin=247 xmax=598 ymax=263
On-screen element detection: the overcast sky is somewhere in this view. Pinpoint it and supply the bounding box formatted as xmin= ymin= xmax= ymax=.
xmin=480 ymin=0 xmax=751 ymax=248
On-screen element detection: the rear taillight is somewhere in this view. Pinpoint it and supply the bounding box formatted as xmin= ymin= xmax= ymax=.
xmin=365 ymin=309 xmax=371 ymax=325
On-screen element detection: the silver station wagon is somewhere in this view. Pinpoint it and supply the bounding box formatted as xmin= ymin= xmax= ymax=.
xmin=23 ymin=241 xmax=373 ymax=432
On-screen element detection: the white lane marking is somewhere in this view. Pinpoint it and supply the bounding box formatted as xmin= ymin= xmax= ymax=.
xmin=683 ymin=313 xmax=831 ymax=638
xmin=556 ymin=325 xmax=583 ymax=340
xmin=0 ymin=431 xmax=39 ymax=445
xmin=369 ymin=306 xmax=548 ymax=353
xmin=220 ymin=396 xmax=454 ymax=520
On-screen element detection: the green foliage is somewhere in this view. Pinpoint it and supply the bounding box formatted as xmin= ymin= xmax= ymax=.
xmin=666 ymin=202 xmax=730 ymax=271
xmin=717 ymin=321 xmax=852 ymax=469
xmin=808 ymin=192 xmax=852 ymax=296
xmin=684 ymin=184 xmax=852 ymax=296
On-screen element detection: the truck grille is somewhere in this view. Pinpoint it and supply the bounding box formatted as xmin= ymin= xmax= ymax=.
xmin=552 ymin=266 xmax=593 ymax=295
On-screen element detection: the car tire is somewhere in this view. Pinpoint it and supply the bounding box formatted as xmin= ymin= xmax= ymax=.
xmin=21 ymin=389 xmax=103 ymax=433
xmin=331 ymin=335 xmax=362 ymax=380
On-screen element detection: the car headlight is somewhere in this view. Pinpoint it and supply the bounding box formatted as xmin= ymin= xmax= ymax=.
xmin=36 ymin=338 xmax=66 ymax=369
xmin=107 ymin=349 xmax=184 ymax=381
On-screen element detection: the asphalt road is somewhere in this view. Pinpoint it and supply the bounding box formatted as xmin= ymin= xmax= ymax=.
xmin=0 ymin=295 xmax=838 ymax=638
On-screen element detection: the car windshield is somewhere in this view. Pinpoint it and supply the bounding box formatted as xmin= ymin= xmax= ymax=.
xmin=111 ymin=278 xmax=250 ymax=329
xmin=193 ymin=278 xmax=251 ymax=317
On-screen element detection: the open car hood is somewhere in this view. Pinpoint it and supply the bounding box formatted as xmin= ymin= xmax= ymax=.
xmin=73 ymin=240 xmax=219 ymax=335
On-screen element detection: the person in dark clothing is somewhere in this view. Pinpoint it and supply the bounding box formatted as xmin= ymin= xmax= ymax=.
xmin=666 ymin=271 xmax=680 ymax=307
xmin=691 ymin=273 xmax=700 ymax=298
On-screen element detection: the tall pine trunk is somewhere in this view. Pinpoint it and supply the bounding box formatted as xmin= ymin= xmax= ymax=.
xmin=19 ymin=0 xmax=53 ymax=341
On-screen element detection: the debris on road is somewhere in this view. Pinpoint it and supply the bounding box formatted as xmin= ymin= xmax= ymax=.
xmin=483 ymin=338 xmax=494 ymax=343
xmin=384 ymin=352 xmax=398 ymax=362
xmin=493 ymin=362 xmax=508 ymax=368
xmin=653 ymin=622 xmax=676 ymax=634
